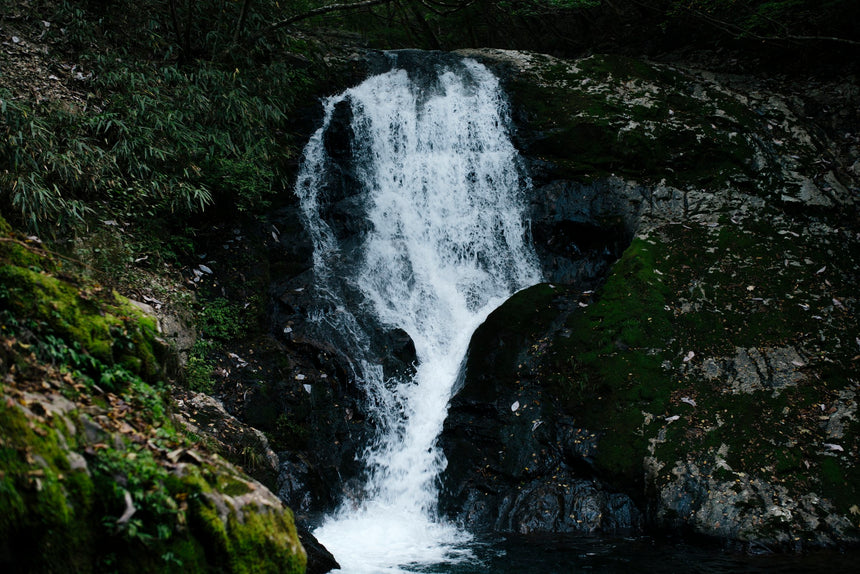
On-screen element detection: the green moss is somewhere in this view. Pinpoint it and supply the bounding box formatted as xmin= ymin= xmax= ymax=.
xmin=188 ymin=488 xmax=306 ymax=574
xmin=0 ymin=265 xmax=113 ymax=360
xmin=0 ymin=402 xmax=97 ymax=570
xmin=532 ymin=239 xmax=675 ymax=489
xmin=0 ymin=240 xmax=47 ymax=270
xmin=215 ymin=472 xmax=254 ymax=498
xmin=507 ymin=54 xmax=764 ymax=187
xmin=0 ymin=247 xmax=162 ymax=382
xmin=225 ymin=507 xmax=305 ymax=574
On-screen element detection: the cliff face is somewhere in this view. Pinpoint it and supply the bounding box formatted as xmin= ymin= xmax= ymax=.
xmin=439 ymin=49 xmax=859 ymax=547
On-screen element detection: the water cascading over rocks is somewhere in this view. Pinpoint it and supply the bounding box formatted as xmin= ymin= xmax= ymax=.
xmin=293 ymin=51 xmax=542 ymax=572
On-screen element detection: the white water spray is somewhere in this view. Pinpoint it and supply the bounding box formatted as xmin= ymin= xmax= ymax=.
xmin=295 ymin=54 xmax=541 ymax=573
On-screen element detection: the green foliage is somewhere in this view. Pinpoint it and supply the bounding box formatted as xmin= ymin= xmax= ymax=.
xmin=198 ymin=297 xmax=247 ymax=341
xmin=0 ymin=57 xmax=289 ymax=232
xmin=92 ymin=447 xmax=181 ymax=544
xmin=0 ymin=93 xmax=93 ymax=232
xmin=186 ymin=340 xmax=217 ymax=394
xmin=1 ymin=0 xmax=318 ymax=236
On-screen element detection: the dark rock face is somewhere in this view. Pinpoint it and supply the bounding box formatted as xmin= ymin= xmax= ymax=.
xmin=495 ymin=478 xmax=642 ymax=534
xmin=298 ymin=526 xmax=341 ymax=574
xmin=441 ymin=49 xmax=860 ymax=548
xmin=222 ymin=48 xmax=858 ymax=552
xmin=440 ymin=285 xmax=642 ymax=535
xmin=238 ymin=335 xmax=372 ymax=517
xmin=529 ymin=178 xmax=640 ymax=286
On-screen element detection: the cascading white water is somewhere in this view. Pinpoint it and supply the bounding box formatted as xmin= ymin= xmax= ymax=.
xmin=295 ymin=53 xmax=542 ymax=573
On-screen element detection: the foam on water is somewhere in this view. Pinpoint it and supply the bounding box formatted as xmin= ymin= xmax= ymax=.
xmin=295 ymin=53 xmax=541 ymax=572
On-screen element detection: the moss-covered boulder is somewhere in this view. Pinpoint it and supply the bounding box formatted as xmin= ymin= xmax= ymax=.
xmin=442 ymin=50 xmax=859 ymax=548
xmin=0 ymin=219 xmax=306 ymax=572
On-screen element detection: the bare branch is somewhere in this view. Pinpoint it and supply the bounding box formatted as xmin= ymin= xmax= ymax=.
xmin=777 ymin=34 xmax=860 ymax=46
xmin=683 ymin=6 xmax=860 ymax=47
xmin=418 ymin=0 xmax=477 ymax=17
xmin=255 ymin=0 xmax=393 ymax=40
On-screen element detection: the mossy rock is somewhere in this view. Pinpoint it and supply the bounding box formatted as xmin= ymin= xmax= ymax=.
xmin=1 ymin=222 xmax=307 ymax=572
xmin=0 ymin=230 xmax=161 ymax=380
xmin=0 ymin=400 xmax=97 ymax=570
xmin=0 ymin=356 xmax=307 ymax=573
xmin=460 ymin=282 xmax=561 ymax=402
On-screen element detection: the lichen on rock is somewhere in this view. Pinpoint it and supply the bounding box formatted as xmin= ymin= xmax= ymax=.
xmin=441 ymin=50 xmax=860 ymax=549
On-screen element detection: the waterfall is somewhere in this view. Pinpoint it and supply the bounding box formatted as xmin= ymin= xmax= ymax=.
xmin=294 ymin=52 xmax=542 ymax=573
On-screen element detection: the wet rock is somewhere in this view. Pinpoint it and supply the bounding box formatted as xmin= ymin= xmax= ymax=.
xmin=439 ymin=285 xmax=643 ymax=535
xmin=173 ymin=389 xmax=280 ymax=489
xmin=657 ymin=458 xmax=855 ymax=547
xmin=439 ymin=50 xmax=860 ymax=548
xmin=278 ymin=454 xmax=323 ymax=515
xmin=227 ymin=339 xmax=371 ymax=516
xmin=299 ymin=525 xmax=341 ymax=574
xmin=495 ymin=476 xmax=641 ymax=534
xmin=692 ymin=346 xmax=808 ymax=395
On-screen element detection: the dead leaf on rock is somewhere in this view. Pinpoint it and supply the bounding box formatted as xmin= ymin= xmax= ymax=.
xmin=117 ymin=489 xmax=136 ymax=524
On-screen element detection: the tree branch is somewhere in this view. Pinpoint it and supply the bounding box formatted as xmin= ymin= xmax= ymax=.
xmin=683 ymin=6 xmax=860 ymax=47
xmin=254 ymin=0 xmax=393 ymax=40
xmin=233 ymin=0 xmax=255 ymax=45
xmin=779 ymin=34 xmax=860 ymax=47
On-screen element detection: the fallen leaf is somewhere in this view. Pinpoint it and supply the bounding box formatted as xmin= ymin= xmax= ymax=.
xmin=117 ymin=489 xmax=136 ymax=524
